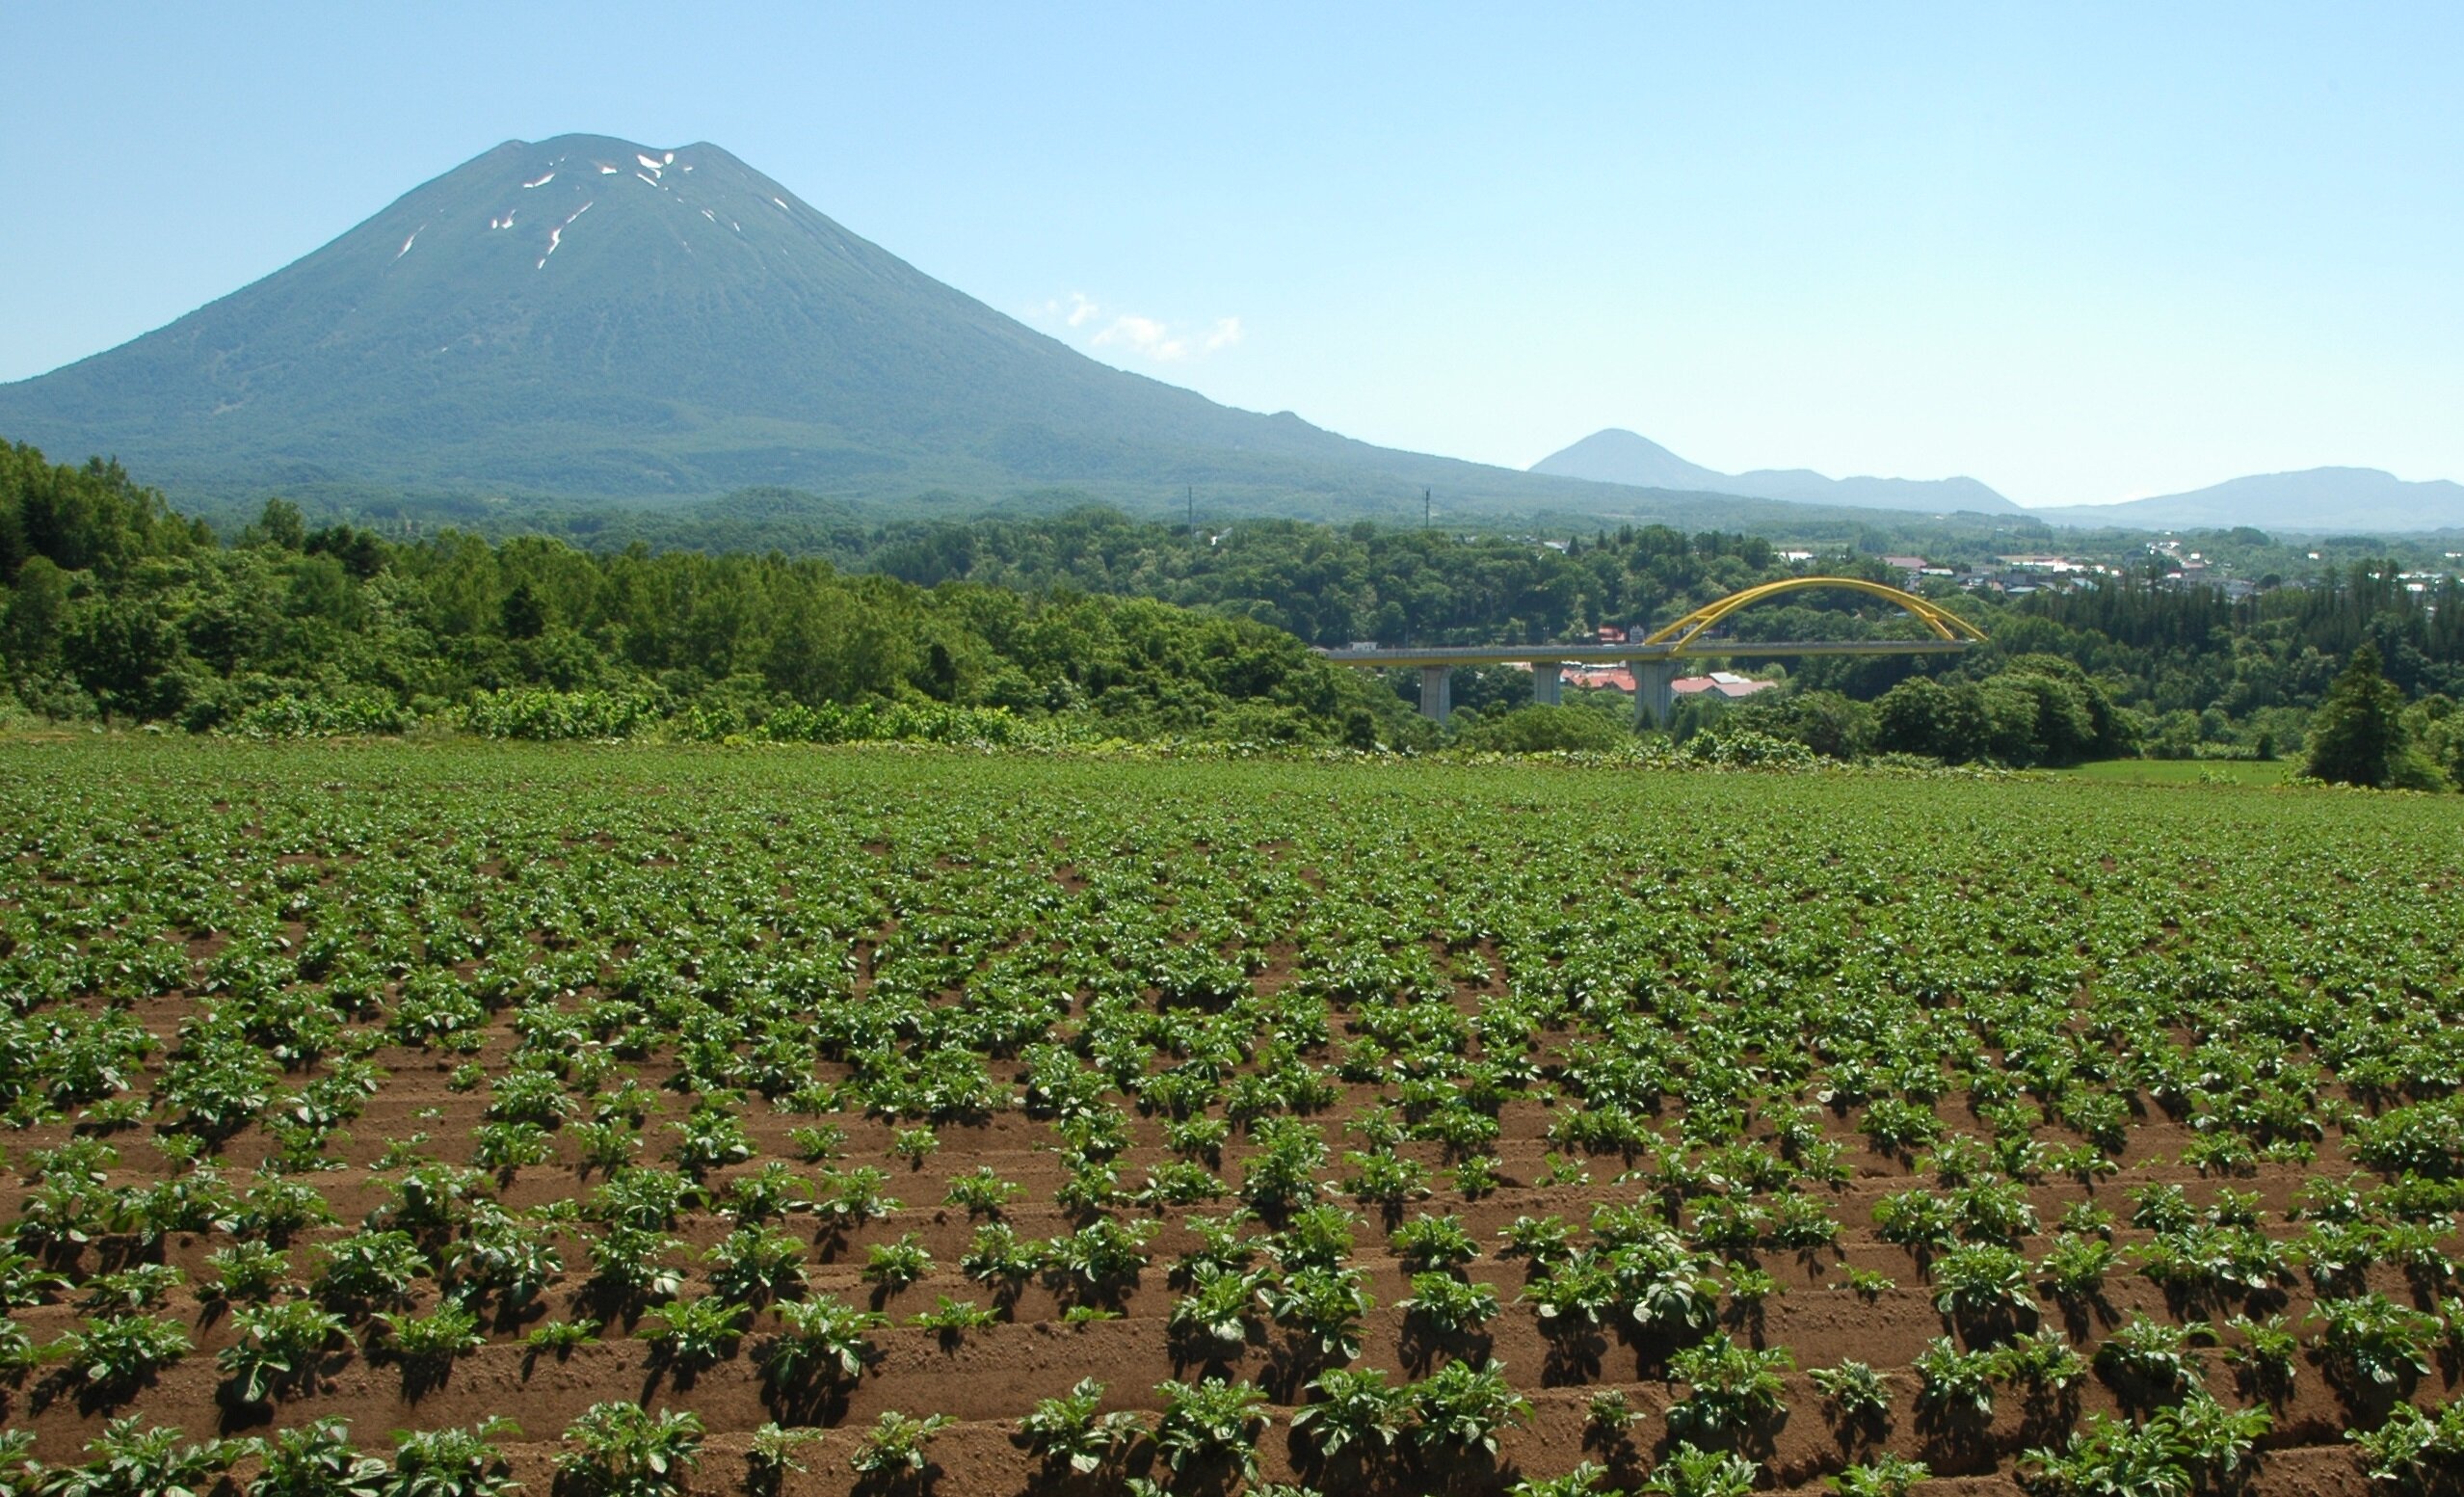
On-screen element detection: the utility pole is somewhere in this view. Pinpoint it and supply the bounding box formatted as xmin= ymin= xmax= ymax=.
xmin=1186 ymin=485 xmax=1194 ymax=533
xmin=1423 ymin=488 xmax=1431 ymax=531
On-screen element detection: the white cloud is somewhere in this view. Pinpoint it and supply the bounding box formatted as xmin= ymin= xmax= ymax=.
xmin=1093 ymin=313 xmax=1188 ymax=361
xmin=1032 ymin=292 xmax=1243 ymax=363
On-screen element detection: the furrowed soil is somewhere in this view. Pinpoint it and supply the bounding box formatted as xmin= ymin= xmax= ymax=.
xmin=1 ymin=739 xmax=2460 ymax=1497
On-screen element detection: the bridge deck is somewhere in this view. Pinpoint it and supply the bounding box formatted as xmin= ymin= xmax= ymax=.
xmin=1318 ymin=638 xmax=1974 ymax=668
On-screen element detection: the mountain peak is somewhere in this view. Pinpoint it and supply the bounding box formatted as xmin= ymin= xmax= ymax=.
xmin=5 ymin=133 xmax=1644 ymax=517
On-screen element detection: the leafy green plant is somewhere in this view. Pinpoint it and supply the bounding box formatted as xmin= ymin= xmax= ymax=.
xmin=667 ymin=1106 xmax=753 ymax=1177
xmin=1524 ymin=1250 xmax=1620 ymax=1327
xmin=2021 ymin=1393 xmax=2269 ymax=1497
xmin=763 ymin=1296 xmax=884 ymax=1389
xmin=888 ymin=1126 xmax=940 ymax=1169
xmin=252 ymin=1418 xmax=387 ymax=1497
xmin=1610 ymin=1231 xmax=1721 ymax=1338
xmin=2313 ymin=1292 xmax=2439 ymax=1388
xmin=1836 ymin=1265 xmax=1896 ymax=1300
xmin=1498 ymin=1213 xmax=1576 ymax=1270
xmin=1259 ymin=1264 xmax=1374 ymax=1360
xmin=1830 ymin=1453 xmax=1932 ymax=1497
xmin=1811 ymin=1358 xmax=1893 ymax=1422
xmin=2127 ymin=1183 xmax=2196 ymax=1235
xmin=198 ymin=1247 xmax=292 ymax=1301
xmin=1511 ymin=1462 xmax=1619 ymax=1497
xmin=28 ymin=1418 xmax=251 ymax=1497
xmin=1410 ymin=1357 xmax=1532 ymax=1455
xmin=1931 ymin=1243 xmax=2034 ymax=1321
xmin=1873 ymin=1189 xmax=1957 ymax=1251
xmin=641 ymin=1297 xmax=746 ymax=1372
xmin=471 ymin=1120 xmax=554 ymax=1172
xmin=2094 ymin=1317 xmax=2212 ymax=1399
xmin=1666 ymin=1333 xmax=1792 ymax=1436
xmin=1295 ymin=1364 xmax=1413 ymax=1458
xmin=861 ymin=1236 xmax=935 ymax=1297
xmin=450 ymin=1206 xmax=565 ymax=1308
xmin=1047 ymin=1216 xmax=1156 ymax=1295
xmin=1452 ymin=1154 xmax=1504 ymax=1197
xmin=526 ymin=1317 xmax=602 ymax=1356
xmin=316 ymin=1229 xmax=431 ymax=1307
xmin=76 ymin=1265 xmax=183 ymax=1313
xmin=1154 ymin=1377 xmax=1269 ymax=1481
xmin=1642 ymin=1441 xmax=1760 ymax=1497
xmin=0 ymin=1249 xmax=66 ymax=1309
xmin=908 ymin=1295 xmax=997 ymax=1342
xmin=1020 ymin=1377 xmax=1143 ymax=1475
xmin=571 ymin=1119 xmax=643 ymax=1171
xmin=1391 ymin=1212 xmax=1482 ymax=1270
xmin=1585 ymin=1387 xmax=1644 ymax=1442
xmin=2000 ymin=1327 xmax=2089 ymax=1392
xmin=2223 ymin=1312 xmax=2299 ymax=1395
xmin=787 ymin=1123 xmax=847 ymax=1162
xmin=380 ymin=1298 xmax=486 ymax=1368
xmin=2346 ymin=1400 xmax=2464 ymax=1491
xmin=554 ymin=1403 xmax=704 ymax=1497
xmin=51 ymin=1311 xmax=192 ymax=1393
xmin=719 ymin=1162 xmax=809 ymax=1225
xmin=943 ymin=1166 xmax=1023 ymax=1216
xmin=1912 ymin=1336 xmax=1998 ymax=1420
xmin=847 ymin=1410 xmax=953 ymax=1480
xmin=704 ymin=1223 xmax=809 ymax=1306
xmin=218 ymin=1299 xmax=351 ymax=1403
xmin=1399 ymin=1270 xmax=1500 ymax=1335
xmin=588 ymin=1225 xmax=685 ymax=1303
xmin=2038 ymin=1234 xmax=2118 ymax=1299
xmin=745 ymin=1422 xmax=826 ymax=1497
xmin=1171 ymin=1266 xmax=1260 ymax=1350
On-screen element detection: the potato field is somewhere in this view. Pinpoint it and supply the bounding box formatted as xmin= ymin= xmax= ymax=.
xmin=3 ymin=740 xmax=2463 ymax=1497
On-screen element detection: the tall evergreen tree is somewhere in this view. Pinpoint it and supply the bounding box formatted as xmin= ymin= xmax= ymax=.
xmin=2304 ymin=642 xmax=2406 ymax=786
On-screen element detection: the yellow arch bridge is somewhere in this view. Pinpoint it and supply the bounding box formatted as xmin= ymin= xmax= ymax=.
xmin=1317 ymin=576 xmax=1987 ymax=726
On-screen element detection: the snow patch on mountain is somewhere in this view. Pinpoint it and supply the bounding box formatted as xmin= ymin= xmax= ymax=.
xmin=536 ymin=201 xmax=592 ymax=269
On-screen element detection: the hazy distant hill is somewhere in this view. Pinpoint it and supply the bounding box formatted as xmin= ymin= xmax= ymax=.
xmin=2031 ymin=468 xmax=2464 ymax=534
xmin=0 ymin=134 xmax=1678 ymax=524
xmin=1533 ymin=428 xmax=2022 ymax=515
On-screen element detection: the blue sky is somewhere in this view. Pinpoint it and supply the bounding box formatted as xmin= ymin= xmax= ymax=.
xmin=5 ymin=3 xmax=2458 ymax=506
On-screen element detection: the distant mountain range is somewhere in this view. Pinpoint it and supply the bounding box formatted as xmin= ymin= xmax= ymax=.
xmin=1532 ymin=428 xmax=2023 ymax=515
xmin=2030 ymin=468 xmax=2464 ymax=534
xmin=1536 ymin=429 xmax=2464 ymax=534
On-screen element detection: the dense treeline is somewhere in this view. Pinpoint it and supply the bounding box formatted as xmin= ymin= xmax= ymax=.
xmin=0 ymin=443 xmax=1421 ymax=746
xmin=822 ymin=505 xmax=2464 ymax=762
xmin=863 ymin=508 xmax=1807 ymax=646
xmin=13 ymin=438 xmax=2464 ymax=777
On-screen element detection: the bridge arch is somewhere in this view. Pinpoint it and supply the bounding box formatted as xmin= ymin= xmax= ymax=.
xmin=1641 ymin=576 xmax=1988 ymax=654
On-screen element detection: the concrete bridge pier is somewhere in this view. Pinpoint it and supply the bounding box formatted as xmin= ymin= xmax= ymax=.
xmin=1632 ymin=659 xmax=1676 ymax=729
xmin=1532 ymin=664 xmax=1562 ymax=706
xmin=1418 ymin=666 xmax=1452 ymax=723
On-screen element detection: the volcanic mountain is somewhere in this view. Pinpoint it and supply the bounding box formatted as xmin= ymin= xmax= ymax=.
xmin=0 ymin=134 xmax=1671 ymax=521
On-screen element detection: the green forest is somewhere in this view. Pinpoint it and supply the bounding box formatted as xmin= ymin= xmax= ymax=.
xmin=7 ymin=439 xmax=2464 ymax=785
